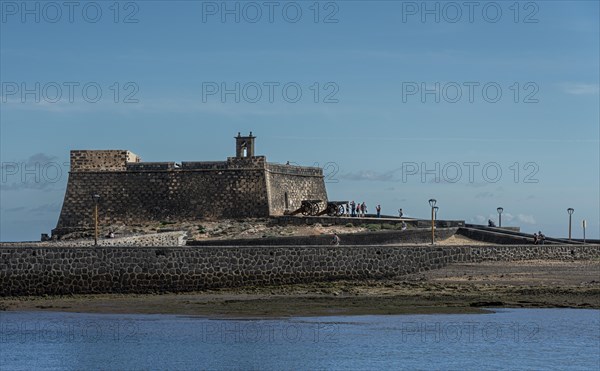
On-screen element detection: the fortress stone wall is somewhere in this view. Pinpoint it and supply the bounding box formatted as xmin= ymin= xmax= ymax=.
xmin=70 ymin=150 xmax=141 ymax=171
xmin=53 ymin=134 xmax=327 ymax=237
xmin=265 ymin=163 xmax=328 ymax=215
xmin=1 ymin=245 xmax=598 ymax=296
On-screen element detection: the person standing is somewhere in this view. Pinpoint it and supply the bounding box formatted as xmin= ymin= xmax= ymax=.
xmin=361 ymin=202 xmax=367 ymax=217
xmin=398 ymin=208 xmax=403 ymax=218
xmin=350 ymin=201 xmax=356 ymax=217
xmin=376 ymin=204 xmax=381 ymax=218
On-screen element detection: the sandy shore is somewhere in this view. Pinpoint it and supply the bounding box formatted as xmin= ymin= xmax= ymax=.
xmin=2 ymin=260 xmax=598 ymax=317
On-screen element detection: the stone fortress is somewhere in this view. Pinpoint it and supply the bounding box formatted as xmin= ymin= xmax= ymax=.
xmin=52 ymin=133 xmax=328 ymax=238
xmin=3 ymin=133 xmax=598 ymax=298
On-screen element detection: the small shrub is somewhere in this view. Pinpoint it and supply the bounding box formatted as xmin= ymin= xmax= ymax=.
xmin=366 ymin=224 xmax=382 ymax=231
xmin=381 ymin=223 xmax=396 ymax=230
xmin=345 ymin=223 xmax=354 ymax=228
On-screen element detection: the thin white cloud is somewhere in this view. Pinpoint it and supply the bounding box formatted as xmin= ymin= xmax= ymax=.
xmin=517 ymin=214 xmax=536 ymax=225
xmin=560 ymin=83 xmax=600 ymax=95
xmin=501 ymin=212 xmax=515 ymax=222
xmin=2 ymin=206 xmax=26 ymax=212
xmin=465 ymin=182 xmax=490 ymax=188
xmin=271 ymin=135 xmax=599 ymax=144
xmin=29 ymin=202 xmax=62 ymax=214
xmin=1 ymin=96 xmax=145 ymax=114
xmin=0 ymin=153 xmax=67 ymax=192
xmin=340 ymin=170 xmax=396 ymax=182
xmin=471 ymin=215 xmax=486 ymax=224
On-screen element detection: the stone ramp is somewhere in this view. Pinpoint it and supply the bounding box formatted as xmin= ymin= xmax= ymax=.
xmin=459 ymin=225 xmax=584 ymax=245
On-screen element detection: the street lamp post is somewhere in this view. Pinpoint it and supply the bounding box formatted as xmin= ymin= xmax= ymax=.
xmin=582 ymin=219 xmax=586 ymax=243
xmin=429 ymin=199 xmax=437 ymax=245
xmin=92 ymin=194 xmax=101 ymax=246
xmin=497 ymin=207 xmax=503 ymax=228
xmin=567 ymin=208 xmax=574 ymax=240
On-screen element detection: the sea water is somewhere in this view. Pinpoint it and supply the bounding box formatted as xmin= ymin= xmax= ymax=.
xmin=1 ymin=308 xmax=599 ymax=370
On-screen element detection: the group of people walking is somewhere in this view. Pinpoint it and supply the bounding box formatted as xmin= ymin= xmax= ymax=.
xmin=345 ymin=202 xmax=404 ymax=219
xmin=348 ymin=201 xmax=368 ymax=217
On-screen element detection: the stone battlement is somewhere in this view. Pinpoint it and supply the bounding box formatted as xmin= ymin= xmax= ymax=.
xmin=126 ymin=162 xmax=177 ymax=171
xmin=266 ymin=163 xmax=324 ymax=177
xmin=70 ymin=150 xmax=141 ymax=172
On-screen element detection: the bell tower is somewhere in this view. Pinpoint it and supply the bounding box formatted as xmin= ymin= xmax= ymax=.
xmin=235 ymin=132 xmax=256 ymax=158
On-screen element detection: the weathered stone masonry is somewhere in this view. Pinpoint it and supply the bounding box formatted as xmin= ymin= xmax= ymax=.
xmin=1 ymin=245 xmax=598 ymax=296
xmin=53 ymin=134 xmax=328 ymax=237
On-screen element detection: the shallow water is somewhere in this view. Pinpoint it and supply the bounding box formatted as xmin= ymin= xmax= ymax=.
xmin=1 ymin=308 xmax=599 ymax=370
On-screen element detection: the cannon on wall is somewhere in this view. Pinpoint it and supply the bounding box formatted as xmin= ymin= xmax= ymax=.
xmin=287 ymin=200 xmax=323 ymax=216
xmin=288 ymin=200 xmax=348 ymax=217
xmin=300 ymin=200 xmax=322 ymax=216
xmin=319 ymin=201 xmax=348 ymax=217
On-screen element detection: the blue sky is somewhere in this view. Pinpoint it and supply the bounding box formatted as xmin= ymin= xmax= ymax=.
xmin=1 ymin=0 xmax=598 ymax=241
